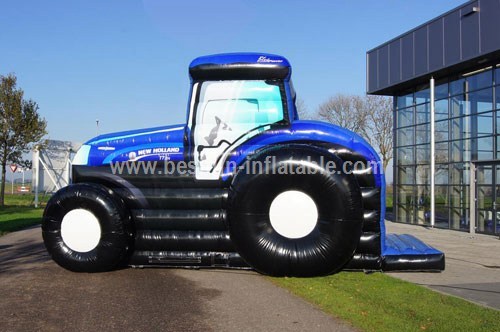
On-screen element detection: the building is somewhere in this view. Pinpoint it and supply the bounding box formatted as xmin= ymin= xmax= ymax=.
xmin=367 ymin=0 xmax=500 ymax=235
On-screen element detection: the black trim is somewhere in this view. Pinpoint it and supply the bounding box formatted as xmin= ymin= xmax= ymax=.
xmin=135 ymin=230 xmax=234 ymax=252
xmin=344 ymin=254 xmax=382 ymax=271
xmin=188 ymin=82 xmax=203 ymax=162
xmin=133 ymin=209 xmax=226 ymax=231
xmin=190 ymin=63 xmax=290 ymax=81
xmin=382 ymin=254 xmax=445 ymax=271
xmin=129 ymin=251 xmax=249 ymax=268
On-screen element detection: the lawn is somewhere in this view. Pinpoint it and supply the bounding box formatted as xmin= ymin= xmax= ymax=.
xmin=0 ymin=193 xmax=49 ymax=235
xmin=385 ymin=193 xmax=393 ymax=212
xmin=271 ymin=272 xmax=499 ymax=332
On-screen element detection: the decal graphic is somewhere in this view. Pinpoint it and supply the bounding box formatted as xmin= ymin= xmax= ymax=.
xmin=257 ymin=56 xmax=284 ymax=63
xmin=97 ymin=146 xmax=115 ymax=151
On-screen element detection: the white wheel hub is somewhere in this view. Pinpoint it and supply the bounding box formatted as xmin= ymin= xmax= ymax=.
xmin=61 ymin=209 xmax=101 ymax=252
xmin=269 ymin=190 xmax=318 ymax=239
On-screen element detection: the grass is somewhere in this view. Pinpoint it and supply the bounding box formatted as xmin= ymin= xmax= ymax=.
xmin=385 ymin=194 xmax=393 ymax=212
xmin=271 ymin=272 xmax=500 ymax=332
xmin=0 ymin=193 xmax=49 ymax=235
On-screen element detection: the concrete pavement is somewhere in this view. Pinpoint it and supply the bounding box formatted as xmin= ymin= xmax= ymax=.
xmin=0 ymin=226 xmax=355 ymax=332
xmin=386 ymin=221 xmax=500 ymax=310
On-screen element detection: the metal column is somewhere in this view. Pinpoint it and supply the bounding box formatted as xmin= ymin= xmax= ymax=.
xmin=430 ymin=78 xmax=435 ymax=228
xmin=33 ymin=147 xmax=39 ymax=208
xmin=469 ymin=162 xmax=476 ymax=234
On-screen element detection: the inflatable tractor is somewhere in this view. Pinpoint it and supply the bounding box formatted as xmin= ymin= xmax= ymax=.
xmin=42 ymin=53 xmax=444 ymax=277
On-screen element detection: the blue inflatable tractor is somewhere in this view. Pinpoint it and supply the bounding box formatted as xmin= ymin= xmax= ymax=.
xmin=42 ymin=53 xmax=444 ymax=276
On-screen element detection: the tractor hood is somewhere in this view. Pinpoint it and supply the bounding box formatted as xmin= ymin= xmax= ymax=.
xmin=73 ymin=124 xmax=186 ymax=166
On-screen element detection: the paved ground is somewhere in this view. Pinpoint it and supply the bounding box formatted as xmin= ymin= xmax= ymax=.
xmin=386 ymin=221 xmax=500 ymax=310
xmin=0 ymin=226 xmax=355 ymax=332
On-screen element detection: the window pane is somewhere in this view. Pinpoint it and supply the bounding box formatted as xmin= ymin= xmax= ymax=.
xmin=397 ymin=165 xmax=415 ymax=184
xmin=197 ymin=80 xmax=284 ymax=126
xmin=476 ymin=165 xmax=493 ymax=232
xmin=194 ymin=80 xmax=284 ymax=169
xmin=396 ymin=126 xmax=414 ymax=146
xmin=397 ymin=186 xmax=414 ymax=202
xmin=450 ymin=185 xmax=469 ymax=208
xmin=435 ymin=82 xmax=449 ymax=100
xmin=435 ymin=185 xmax=449 ymax=229
xmin=415 ymin=88 xmax=430 ymax=104
xmin=466 ymin=69 xmax=492 ymax=91
xmin=397 ymin=93 xmax=413 ymax=109
xmin=416 ymin=145 xmax=430 ymax=165
xmin=477 ymin=136 xmax=493 ymax=160
xmin=435 ymin=142 xmax=449 ymax=163
xmin=435 ymin=185 xmax=448 ymax=204
xmin=397 ymin=185 xmax=415 ymax=224
xmin=497 ymin=112 xmax=500 ymax=134
xmin=450 ymin=94 xmax=468 ymax=117
xmin=496 ymin=136 xmax=500 ymax=158
xmin=397 ymin=147 xmax=414 ymax=165
xmin=450 ymin=116 xmax=471 ymax=140
xmin=450 ymin=185 xmax=469 ymax=230
xmin=416 ymin=103 xmax=429 ymax=124
xmin=415 ymin=123 xmax=430 ymax=144
xmin=450 ymin=78 xmax=465 ymax=95
xmin=477 ymin=210 xmax=495 ymax=233
xmin=435 ymin=99 xmax=448 ymax=121
xmin=450 ymin=163 xmax=470 ymax=185
xmin=397 ymin=107 xmax=414 ymax=127
xmin=468 ymin=88 xmax=493 ymax=114
xmin=451 ymin=139 xmax=471 ymax=162
xmin=415 ymin=185 xmax=430 ymax=225
xmin=436 ymin=120 xmax=449 ymax=142
xmin=415 ymin=185 xmax=429 ymax=205
xmin=435 ymin=165 xmax=449 ymax=185
xmin=476 ymin=112 xmax=493 ymax=136
xmin=496 ymin=86 xmax=500 ymax=109
xmin=435 ymin=209 xmax=450 ymax=229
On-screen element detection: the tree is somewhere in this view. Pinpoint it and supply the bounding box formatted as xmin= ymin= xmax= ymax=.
xmin=363 ymin=95 xmax=393 ymax=172
xmin=0 ymin=74 xmax=47 ymax=206
xmin=316 ymin=94 xmax=367 ymax=134
xmin=314 ymin=93 xmax=393 ymax=172
xmin=295 ymin=98 xmax=312 ymax=120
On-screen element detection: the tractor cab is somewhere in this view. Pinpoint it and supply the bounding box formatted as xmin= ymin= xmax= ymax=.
xmin=186 ymin=53 xmax=296 ymax=180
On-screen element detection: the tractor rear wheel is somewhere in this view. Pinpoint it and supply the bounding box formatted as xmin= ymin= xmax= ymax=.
xmin=227 ymin=145 xmax=363 ymax=277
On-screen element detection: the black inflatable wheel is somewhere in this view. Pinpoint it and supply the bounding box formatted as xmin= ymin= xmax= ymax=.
xmin=42 ymin=183 xmax=133 ymax=272
xmin=227 ymin=145 xmax=363 ymax=277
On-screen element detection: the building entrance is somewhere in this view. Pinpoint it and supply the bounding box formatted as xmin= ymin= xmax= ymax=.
xmin=474 ymin=162 xmax=500 ymax=235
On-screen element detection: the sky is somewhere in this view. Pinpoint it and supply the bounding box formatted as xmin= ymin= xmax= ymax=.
xmin=1 ymin=0 xmax=465 ymax=144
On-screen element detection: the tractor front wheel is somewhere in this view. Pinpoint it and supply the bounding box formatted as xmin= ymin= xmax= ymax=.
xmin=42 ymin=183 xmax=133 ymax=272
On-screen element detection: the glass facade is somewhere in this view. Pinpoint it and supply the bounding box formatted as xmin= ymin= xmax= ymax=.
xmin=394 ymin=65 xmax=500 ymax=235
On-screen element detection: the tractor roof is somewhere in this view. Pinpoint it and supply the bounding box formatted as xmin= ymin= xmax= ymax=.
xmin=189 ymin=53 xmax=291 ymax=81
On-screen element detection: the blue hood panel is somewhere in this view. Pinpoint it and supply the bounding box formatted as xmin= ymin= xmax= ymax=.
xmin=223 ymin=120 xmax=383 ymax=185
xmin=84 ymin=124 xmax=185 ymax=165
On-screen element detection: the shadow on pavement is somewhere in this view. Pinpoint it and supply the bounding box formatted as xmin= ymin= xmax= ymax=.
xmin=0 ymin=228 xmax=222 ymax=331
